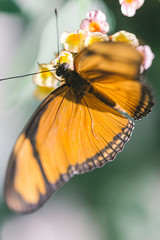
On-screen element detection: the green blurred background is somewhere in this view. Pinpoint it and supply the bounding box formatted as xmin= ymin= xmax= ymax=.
xmin=0 ymin=0 xmax=159 ymax=239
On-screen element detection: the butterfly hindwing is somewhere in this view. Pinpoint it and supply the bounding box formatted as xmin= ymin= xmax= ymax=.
xmin=75 ymin=42 xmax=154 ymax=119
xmin=5 ymin=82 xmax=133 ymax=214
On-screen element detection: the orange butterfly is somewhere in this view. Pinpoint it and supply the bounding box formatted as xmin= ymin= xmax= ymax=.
xmin=4 ymin=41 xmax=154 ymax=214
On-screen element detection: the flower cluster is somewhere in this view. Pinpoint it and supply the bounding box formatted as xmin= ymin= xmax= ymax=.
xmin=119 ymin=0 xmax=145 ymax=17
xmin=33 ymin=10 xmax=154 ymax=100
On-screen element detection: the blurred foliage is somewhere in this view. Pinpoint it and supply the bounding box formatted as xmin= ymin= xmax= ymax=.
xmin=0 ymin=0 xmax=21 ymax=14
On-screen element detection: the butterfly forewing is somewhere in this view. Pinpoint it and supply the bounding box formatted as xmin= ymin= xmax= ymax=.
xmin=75 ymin=42 xmax=154 ymax=119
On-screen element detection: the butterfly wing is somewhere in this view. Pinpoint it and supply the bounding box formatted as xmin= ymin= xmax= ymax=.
xmin=75 ymin=42 xmax=154 ymax=119
xmin=5 ymin=84 xmax=69 ymax=213
xmin=5 ymin=82 xmax=133 ymax=214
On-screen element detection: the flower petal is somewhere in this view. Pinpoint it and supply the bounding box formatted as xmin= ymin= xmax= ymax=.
xmin=136 ymin=0 xmax=145 ymax=9
xmin=119 ymin=0 xmax=145 ymax=17
xmin=34 ymin=86 xmax=55 ymax=101
xmin=32 ymin=63 xmax=57 ymax=88
xmin=87 ymin=10 xmax=107 ymax=22
xmin=110 ymin=30 xmax=139 ymax=47
xmin=80 ymin=10 xmax=109 ymax=33
xmin=61 ymin=30 xmax=88 ymax=53
xmin=137 ymin=45 xmax=155 ymax=72
xmin=53 ymin=51 xmax=74 ymax=69
xmin=85 ymin=32 xmax=108 ymax=47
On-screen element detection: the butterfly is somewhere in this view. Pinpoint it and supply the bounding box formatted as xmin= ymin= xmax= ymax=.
xmin=4 ymin=41 xmax=154 ymax=214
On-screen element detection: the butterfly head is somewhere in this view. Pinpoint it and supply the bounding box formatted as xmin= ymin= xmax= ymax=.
xmin=55 ymin=62 xmax=70 ymax=77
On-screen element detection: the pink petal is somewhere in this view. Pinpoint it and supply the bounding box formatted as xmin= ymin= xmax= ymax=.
xmin=120 ymin=0 xmax=145 ymax=17
xmin=137 ymin=45 xmax=155 ymax=71
xmin=80 ymin=19 xmax=90 ymax=30
xmin=121 ymin=3 xmax=137 ymax=17
xmin=87 ymin=10 xmax=106 ymax=22
xmin=80 ymin=10 xmax=109 ymax=33
xmin=136 ymin=0 xmax=145 ymax=9
xmin=99 ymin=22 xmax=109 ymax=33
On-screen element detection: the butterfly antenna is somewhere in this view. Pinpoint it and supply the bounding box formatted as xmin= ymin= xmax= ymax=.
xmin=0 ymin=69 xmax=56 ymax=82
xmin=55 ymin=8 xmax=60 ymax=64
xmin=0 ymin=10 xmax=60 ymax=82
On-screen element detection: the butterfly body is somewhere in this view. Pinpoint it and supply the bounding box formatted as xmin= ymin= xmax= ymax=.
xmin=4 ymin=42 xmax=154 ymax=214
xmin=56 ymin=62 xmax=91 ymax=95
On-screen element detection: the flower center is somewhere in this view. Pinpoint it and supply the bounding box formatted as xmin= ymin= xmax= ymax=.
xmin=125 ymin=0 xmax=134 ymax=3
xmin=40 ymin=68 xmax=52 ymax=80
xmin=89 ymin=22 xmax=100 ymax=32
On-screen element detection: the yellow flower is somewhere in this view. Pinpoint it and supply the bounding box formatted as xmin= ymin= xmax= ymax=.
xmin=85 ymin=32 xmax=108 ymax=47
xmin=32 ymin=63 xmax=57 ymax=88
xmin=32 ymin=51 xmax=74 ymax=100
xmin=32 ymin=63 xmax=59 ymax=100
xmin=34 ymin=86 xmax=55 ymax=101
xmin=61 ymin=30 xmax=108 ymax=53
xmin=61 ymin=30 xmax=88 ymax=53
xmin=52 ymin=50 xmax=74 ymax=69
xmin=110 ymin=30 xmax=139 ymax=47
